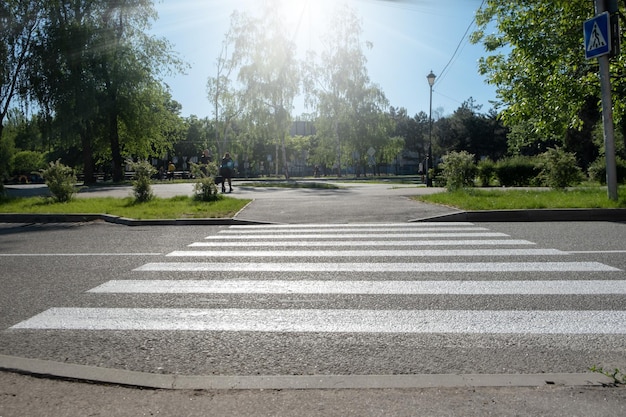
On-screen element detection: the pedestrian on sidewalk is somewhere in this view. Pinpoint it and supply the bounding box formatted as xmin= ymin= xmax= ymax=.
xmin=219 ymin=152 xmax=234 ymax=193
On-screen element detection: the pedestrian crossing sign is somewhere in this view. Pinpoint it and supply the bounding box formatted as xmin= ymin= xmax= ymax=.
xmin=584 ymin=12 xmax=611 ymax=59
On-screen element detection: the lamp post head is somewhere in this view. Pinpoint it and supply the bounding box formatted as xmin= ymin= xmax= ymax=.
xmin=427 ymin=70 xmax=436 ymax=87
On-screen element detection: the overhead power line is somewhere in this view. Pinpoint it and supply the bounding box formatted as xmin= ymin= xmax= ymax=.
xmin=434 ymin=0 xmax=486 ymax=87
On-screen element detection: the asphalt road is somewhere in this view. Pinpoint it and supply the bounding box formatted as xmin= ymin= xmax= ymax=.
xmin=1 ymin=183 xmax=625 ymax=415
xmin=1 ymin=220 xmax=625 ymax=375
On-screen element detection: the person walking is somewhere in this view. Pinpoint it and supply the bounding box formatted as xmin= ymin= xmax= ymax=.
xmin=167 ymin=161 xmax=176 ymax=180
xmin=219 ymin=152 xmax=234 ymax=193
xmin=200 ymin=149 xmax=211 ymax=176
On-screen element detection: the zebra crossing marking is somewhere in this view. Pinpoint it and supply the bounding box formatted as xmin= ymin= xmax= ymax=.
xmin=189 ymin=239 xmax=536 ymax=248
xmin=166 ymin=248 xmax=566 ymax=257
xmin=204 ymin=232 xmax=511 ymax=239
xmin=134 ymin=261 xmax=619 ymax=272
xmin=228 ymin=222 xmax=476 ymax=228
xmin=218 ymin=226 xmax=490 ymax=234
xmin=11 ymin=308 xmax=626 ymax=334
xmin=89 ymin=279 xmax=626 ymax=295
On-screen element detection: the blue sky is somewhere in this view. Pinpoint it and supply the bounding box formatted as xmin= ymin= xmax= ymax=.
xmin=151 ymin=0 xmax=497 ymax=118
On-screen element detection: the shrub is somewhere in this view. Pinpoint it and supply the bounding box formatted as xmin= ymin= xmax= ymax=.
xmin=477 ymin=158 xmax=496 ymax=187
xmin=440 ymin=151 xmax=477 ymax=191
xmin=128 ymin=159 xmax=156 ymax=203
xmin=41 ymin=160 xmax=76 ymax=202
xmin=190 ymin=161 xmax=219 ymax=201
xmin=588 ymin=157 xmax=626 ymax=184
xmin=495 ymin=156 xmax=538 ymax=187
xmin=12 ymin=150 xmax=46 ymax=176
xmin=536 ymin=147 xmax=583 ymax=189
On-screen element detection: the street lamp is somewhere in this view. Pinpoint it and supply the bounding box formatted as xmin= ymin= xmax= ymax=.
xmin=426 ymin=70 xmax=436 ymax=187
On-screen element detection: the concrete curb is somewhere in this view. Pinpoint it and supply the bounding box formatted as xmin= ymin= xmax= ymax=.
xmin=0 ymin=355 xmax=616 ymax=390
xmin=3 ymin=209 xmax=626 ymax=226
xmin=412 ymin=208 xmax=626 ymax=223
xmin=0 ymin=213 xmax=273 ymax=226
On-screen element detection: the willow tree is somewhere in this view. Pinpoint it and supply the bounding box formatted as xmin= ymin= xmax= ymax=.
xmin=224 ymin=1 xmax=300 ymax=179
xmin=207 ymin=25 xmax=244 ymax=158
xmin=303 ymin=4 xmax=388 ymax=176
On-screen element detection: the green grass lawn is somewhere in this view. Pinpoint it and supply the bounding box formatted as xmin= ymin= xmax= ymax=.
xmin=0 ymin=195 xmax=251 ymax=219
xmin=414 ymin=187 xmax=626 ymax=210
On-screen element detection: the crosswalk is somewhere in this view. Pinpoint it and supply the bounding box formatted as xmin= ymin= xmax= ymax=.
xmin=10 ymin=222 xmax=626 ymax=336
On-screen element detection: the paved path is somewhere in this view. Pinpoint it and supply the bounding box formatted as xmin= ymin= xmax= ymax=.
xmin=5 ymin=181 xmax=459 ymax=224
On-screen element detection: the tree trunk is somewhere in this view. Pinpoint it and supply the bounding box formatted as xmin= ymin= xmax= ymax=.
xmin=81 ymin=129 xmax=95 ymax=184
xmin=110 ymin=110 xmax=123 ymax=182
xmin=281 ymin=131 xmax=289 ymax=179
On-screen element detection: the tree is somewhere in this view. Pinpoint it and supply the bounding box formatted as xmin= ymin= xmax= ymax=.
xmin=0 ymin=0 xmax=41 ymax=140
xmin=226 ymin=1 xmax=300 ymax=179
xmin=27 ymin=0 xmax=183 ymax=183
xmin=207 ymin=26 xmax=244 ymax=158
xmin=27 ymin=1 xmax=98 ymax=182
xmin=442 ymin=98 xmax=508 ymax=161
xmin=472 ymin=1 xmax=625 ymax=149
xmin=304 ymin=4 xmax=388 ymax=177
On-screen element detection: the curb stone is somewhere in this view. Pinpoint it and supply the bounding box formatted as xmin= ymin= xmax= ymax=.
xmin=0 ymin=354 xmax=617 ymax=390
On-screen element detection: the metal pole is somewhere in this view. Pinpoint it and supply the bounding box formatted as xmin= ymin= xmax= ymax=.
xmin=427 ymin=83 xmax=433 ymax=187
xmin=596 ymin=0 xmax=618 ymax=201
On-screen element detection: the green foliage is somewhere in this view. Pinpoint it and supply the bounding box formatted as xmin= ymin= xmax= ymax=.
xmin=477 ymin=158 xmax=496 ymax=187
xmin=590 ymin=366 xmax=626 ymax=385
xmin=588 ymin=157 xmax=626 ymax=185
xmin=193 ymin=177 xmax=219 ymax=202
xmin=190 ymin=161 xmax=219 ymax=201
xmin=0 ymin=131 xmax=15 ymax=181
xmin=494 ymin=156 xmax=539 ymax=187
xmin=473 ymin=1 xmax=609 ymax=138
xmin=127 ymin=159 xmax=156 ymax=203
xmin=440 ymin=151 xmax=477 ymax=191
xmin=302 ymin=4 xmax=390 ymax=177
xmin=12 ymin=150 xmax=46 ymax=175
xmin=536 ymin=147 xmax=583 ymax=189
xmin=41 ymin=160 xmax=76 ymax=203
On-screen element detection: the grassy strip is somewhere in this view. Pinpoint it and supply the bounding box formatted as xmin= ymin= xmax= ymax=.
xmin=0 ymin=195 xmax=251 ymax=220
xmin=414 ymin=187 xmax=626 ymax=210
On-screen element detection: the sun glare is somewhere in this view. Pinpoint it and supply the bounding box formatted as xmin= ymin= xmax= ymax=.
xmin=277 ymin=0 xmax=334 ymax=53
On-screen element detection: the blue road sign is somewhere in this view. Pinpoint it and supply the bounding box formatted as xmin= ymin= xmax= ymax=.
xmin=584 ymin=12 xmax=611 ymax=59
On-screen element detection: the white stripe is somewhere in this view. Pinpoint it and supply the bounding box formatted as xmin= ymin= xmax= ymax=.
xmin=205 ymin=233 xmax=510 ymax=240
xmin=220 ymin=227 xmax=488 ymax=234
xmin=11 ymin=308 xmax=626 ymax=334
xmin=189 ymin=240 xmax=536 ymax=248
xmin=166 ymin=249 xmax=566 ymax=257
xmin=568 ymin=250 xmax=626 ymax=254
xmin=89 ymin=280 xmax=626 ymax=295
xmin=0 ymin=253 xmax=161 ymax=257
xmin=134 ymin=262 xmax=620 ymax=272
xmin=227 ymin=223 xmax=475 ymax=229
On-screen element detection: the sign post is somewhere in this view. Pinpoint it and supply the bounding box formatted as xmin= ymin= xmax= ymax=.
xmin=584 ymin=3 xmax=618 ymax=201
